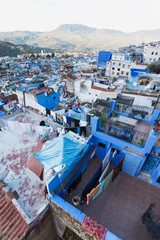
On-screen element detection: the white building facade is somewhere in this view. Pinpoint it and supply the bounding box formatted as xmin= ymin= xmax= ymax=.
xmin=143 ymin=45 xmax=160 ymax=64
xmin=108 ymin=60 xmax=135 ymax=78
xmin=74 ymin=79 xmax=117 ymax=102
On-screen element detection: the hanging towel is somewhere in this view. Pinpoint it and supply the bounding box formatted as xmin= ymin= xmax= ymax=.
xmin=92 ymin=181 xmax=105 ymax=201
xmin=87 ymin=183 xmax=101 ymax=205
xmin=112 ymin=156 xmax=124 ymax=181
xmin=99 ymin=162 xmax=110 ymax=183
xmin=81 ymin=164 xmax=102 ymax=203
xmin=103 ymin=170 xmax=114 ymax=191
xmin=110 ymin=150 xmax=117 ymax=165
xmin=102 ymin=148 xmax=111 ymax=171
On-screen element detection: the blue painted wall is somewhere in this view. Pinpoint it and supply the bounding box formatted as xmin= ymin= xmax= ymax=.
xmin=98 ymin=51 xmax=112 ymax=69
xmin=90 ymin=134 xmax=125 ymax=164
xmin=0 ymin=111 xmax=5 ymax=117
xmin=91 ymin=116 xmax=158 ymax=176
xmin=37 ymin=91 xmax=60 ymax=110
xmin=58 ymin=146 xmax=96 ymax=198
xmin=130 ymin=68 xmax=148 ymax=77
xmin=111 ymin=100 xmax=116 ymax=113
xmin=47 ymin=146 xmax=96 ymax=197
xmin=91 ymin=135 xmax=109 ymax=160
xmin=149 ymin=109 xmax=160 ymax=125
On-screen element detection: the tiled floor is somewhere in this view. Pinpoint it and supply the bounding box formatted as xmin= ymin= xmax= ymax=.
xmin=105 ymin=118 xmax=154 ymax=146
xmin=66 ymin=157 xmax=102 ymax=206
xmin=66 ymin=157 xmax=160 ymax=240
xmin=134 ymin=121 xmax=153 ymax=134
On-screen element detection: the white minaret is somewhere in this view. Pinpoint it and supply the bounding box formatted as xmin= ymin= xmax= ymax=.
xmin=41 ymin=50 xmax=44 ymax=56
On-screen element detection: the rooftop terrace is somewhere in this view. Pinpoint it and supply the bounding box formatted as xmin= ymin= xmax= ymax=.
xmin=8 ymin=110 xmax=44 ymax=125
xmin=104 ymin=116 xmax=153 ymax=146
xmin=66 ymin=157 xmax=160 ymax=240
xmin=0 ymin=112 xmax=49 ymax=219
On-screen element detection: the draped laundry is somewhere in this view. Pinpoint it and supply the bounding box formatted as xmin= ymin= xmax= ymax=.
xmin=102 ymin=147 xmax=111 ymax=171
xmin=113 ymin=156 xmax=124 ymax=181
xmin=82 ymin=215 xmax=107 ymax=240
xmin=81 ymin=164 xmax=102 ymax=203
xmin=87 ymin=169 xmax=114 ymax=204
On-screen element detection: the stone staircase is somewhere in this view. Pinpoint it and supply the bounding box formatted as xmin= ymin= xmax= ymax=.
xmin=138 ymin=171 xmax=152 ymax=184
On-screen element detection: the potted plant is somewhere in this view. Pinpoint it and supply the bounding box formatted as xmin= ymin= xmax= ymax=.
xmin=72 ymin=196 xmax=80 ymax=206
xmin=99 ymin=113 xmax=108 ymax=131
xmin=151 ymin=127 xmax=159 ymax=135
xmin=138 ymin=138 xmax=146 ymax=147
xmin=112 ymin=110 xmax=118 ymax=117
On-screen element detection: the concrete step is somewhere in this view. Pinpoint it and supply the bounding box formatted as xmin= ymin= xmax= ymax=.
xmin=138 ymin=171 xmax=152 ymax=183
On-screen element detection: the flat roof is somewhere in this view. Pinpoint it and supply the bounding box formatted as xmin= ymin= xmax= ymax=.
xmin=8 ymin=110 xmax=45 ymax=125
xmin=66 ymin=157 xmax=160 ymax=240
xmin=29 ymin=87 xmax=48 ymax=96
xmin=0 ymin=112 xmax=49 ymax=218
xmin=98 ymin=91 xmax=117 ymax=99
xmin=117 ymin=115 xmax=137 ymax=126
xmin=112 ymin=115 xmax=137 ymax=127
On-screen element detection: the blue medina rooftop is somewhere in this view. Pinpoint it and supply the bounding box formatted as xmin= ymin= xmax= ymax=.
xmin=43 ymin=105 xmax=160 ymax=240
xmin=1 ymin=91 xmax=160 ymax=239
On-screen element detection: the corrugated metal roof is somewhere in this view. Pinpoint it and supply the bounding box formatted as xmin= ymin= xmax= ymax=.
xmin=0 ymin=184 xmax=30 ymax=240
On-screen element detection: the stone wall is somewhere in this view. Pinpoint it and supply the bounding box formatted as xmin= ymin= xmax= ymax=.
xmin=50 ymin=200 xmax=96 ymax=240
xmin=26 ymin=208 xmax=58 ymax=240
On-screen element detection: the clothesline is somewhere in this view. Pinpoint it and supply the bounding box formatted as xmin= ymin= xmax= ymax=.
xmin=80 ymin=147 xmax=124 ymax=205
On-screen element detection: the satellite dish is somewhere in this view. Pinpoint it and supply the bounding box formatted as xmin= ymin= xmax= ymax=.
xmin=0 ymin=170 xmax=9 ymax=181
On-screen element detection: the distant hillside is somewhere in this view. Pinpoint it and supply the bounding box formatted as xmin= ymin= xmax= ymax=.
xmin=0 ymin=41 xmax=55 ymax=57
xmin=0 ymin=24 xmax=160 ymax=51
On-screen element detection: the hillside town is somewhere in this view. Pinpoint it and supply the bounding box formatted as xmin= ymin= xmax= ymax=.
xmin=0 ymin=41 xmax=160 ymax=240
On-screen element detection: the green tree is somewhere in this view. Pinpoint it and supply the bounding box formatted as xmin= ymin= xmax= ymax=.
xmin=99 ymin=113 xmax=108 ymax=128
xmin=30 ymin=53 xmax=35 ymax=58
xmin=147 ymin=62 xmax=160 ymax=74
xmin=62 ymin=54 xmax=69 ymax=58
xmin=51 ymin=52 xmax=55 ymax=58
xmin=113 ymin=77 xmax=117 ymax=83
xmin=46 ymin=54 xmax=51 ymax=58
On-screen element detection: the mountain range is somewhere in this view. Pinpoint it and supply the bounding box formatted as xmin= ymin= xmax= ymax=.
xmin=0 ymin=24 xmax=160 ymax=51
xmin=0 ymin=41 xmax=54 ymax=57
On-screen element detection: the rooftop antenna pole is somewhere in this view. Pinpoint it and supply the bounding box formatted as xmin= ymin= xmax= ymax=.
xmin=23 ymin=90 xmax=26 ymax=107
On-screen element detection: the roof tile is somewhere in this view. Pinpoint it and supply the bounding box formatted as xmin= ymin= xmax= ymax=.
xmin=0 ymin=184 xmax=30 ymax=240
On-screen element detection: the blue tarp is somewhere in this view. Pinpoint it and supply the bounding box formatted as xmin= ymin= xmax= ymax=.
xmin=34 ymin=133 xmax=90 ymax=175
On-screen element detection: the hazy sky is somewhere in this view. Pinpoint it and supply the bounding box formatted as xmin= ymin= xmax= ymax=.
xmin=1 ymin=0 xmax=160 ymax=32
